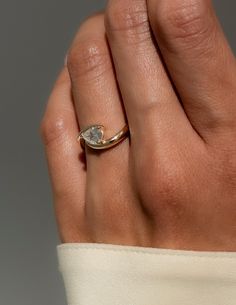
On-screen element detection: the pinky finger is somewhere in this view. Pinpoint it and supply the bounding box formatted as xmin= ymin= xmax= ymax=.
xmin=41 ymin=68 xmax=87 ymax=243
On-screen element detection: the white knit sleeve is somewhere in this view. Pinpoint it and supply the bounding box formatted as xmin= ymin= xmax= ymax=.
xmin=57 ymin=243 xmax=236 ymax=305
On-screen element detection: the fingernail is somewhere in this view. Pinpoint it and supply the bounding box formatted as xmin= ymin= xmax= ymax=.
xmin=64 ymin=53 xmax=68 ymax=67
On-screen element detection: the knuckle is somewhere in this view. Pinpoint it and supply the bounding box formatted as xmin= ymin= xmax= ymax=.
xmin=212 ymin=146 xmax=236 ymax=185
xmin=136 ymin=147 xmax=187 ymax=206
xmin=67 ymin=39 xmax=110 ymax=81
xmin=40 ymin=115 xmax=68 ymax=147
xmin=105 ymin=0 xmax=151 ymax=44
xmin=153 ymin=170 xmax=180 ymax=202
xmin=158 ymin=1 xmax=214 ymax=51
xmin=156 ymin=168 xmax=177 ymax=194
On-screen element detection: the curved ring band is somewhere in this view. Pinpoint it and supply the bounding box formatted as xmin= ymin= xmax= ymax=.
xmin=78 ymin=124 xmax=129 ymax=150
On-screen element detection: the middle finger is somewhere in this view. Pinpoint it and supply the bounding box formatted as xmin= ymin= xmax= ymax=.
xmin=105 ymin=0 xmax=194 ymax=149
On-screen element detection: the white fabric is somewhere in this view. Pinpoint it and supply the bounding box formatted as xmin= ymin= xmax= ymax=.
xmin=58 ymin=243 xmax=236 ymax=305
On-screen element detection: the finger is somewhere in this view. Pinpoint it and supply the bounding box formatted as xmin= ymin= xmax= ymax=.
xmin=67 ymin=14 xmax=128 ymax=173
xmin=67 ymin=14 xmax=127 ymax=159
xmin=67 ymin=15 xmax=136 ymax=239
xmin=41 ymin=68 xmax=87 ymax=242
xmin=147 ymin=0 xmax=236 ymax=138
xmin=104 ymin=0 xmax=194 ymax=149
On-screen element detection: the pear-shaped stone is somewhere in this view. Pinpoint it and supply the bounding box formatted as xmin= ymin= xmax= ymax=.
xmin=81 ymin=126 xmax=103 ymax=145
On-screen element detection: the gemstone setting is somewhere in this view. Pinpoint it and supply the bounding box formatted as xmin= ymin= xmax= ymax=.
xmin=80 ymin=125 xmax=104 ymax=145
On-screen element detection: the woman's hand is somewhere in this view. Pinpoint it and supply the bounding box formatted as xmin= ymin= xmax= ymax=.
xmin=41 ymin=0 xmax=236 ymax=251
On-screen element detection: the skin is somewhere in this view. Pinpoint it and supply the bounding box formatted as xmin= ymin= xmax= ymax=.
xmin=41 ymin=0 xmax=236 ymax=251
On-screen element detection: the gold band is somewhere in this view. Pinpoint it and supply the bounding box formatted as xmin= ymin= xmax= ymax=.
xmin=78 ymin=124 xmax=129 ymax=150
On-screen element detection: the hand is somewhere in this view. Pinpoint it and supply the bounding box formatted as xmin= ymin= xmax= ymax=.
xmin=41 ymin=0 xmax=236 ymax=251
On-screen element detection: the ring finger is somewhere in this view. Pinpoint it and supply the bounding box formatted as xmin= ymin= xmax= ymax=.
xmin=67 ymin=14 xmax=139 ymax=243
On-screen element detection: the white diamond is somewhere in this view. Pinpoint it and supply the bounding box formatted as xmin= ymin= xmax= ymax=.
xmin=82 ymin=126 xmax=103 ymax=145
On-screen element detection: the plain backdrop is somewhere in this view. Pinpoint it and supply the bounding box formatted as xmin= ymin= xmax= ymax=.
xmin=0 ymin=1 xmax=235 ymax=304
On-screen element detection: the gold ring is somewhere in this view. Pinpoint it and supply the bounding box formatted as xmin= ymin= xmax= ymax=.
xmin=78 ymin=124 xmax=129 ymax=150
